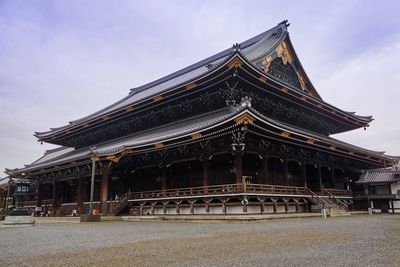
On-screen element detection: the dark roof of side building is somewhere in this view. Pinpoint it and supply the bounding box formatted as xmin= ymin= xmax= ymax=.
xmin=358 ymin=161 xmax=400 ymax=184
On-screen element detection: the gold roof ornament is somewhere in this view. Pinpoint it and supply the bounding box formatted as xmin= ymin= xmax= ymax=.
xmin=262 ymin=55 xmax=273 ymax=72
xmin=276 ymin=41 xmax=293 ymax=65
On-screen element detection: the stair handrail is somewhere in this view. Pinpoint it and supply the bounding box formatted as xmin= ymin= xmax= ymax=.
xmin=323 ymin=189 xmax=348 ymax=211
xmin=305 ymin=187 xmax=332 ymax=209
xmin=112 ymin=193 xmax=129 ymax=215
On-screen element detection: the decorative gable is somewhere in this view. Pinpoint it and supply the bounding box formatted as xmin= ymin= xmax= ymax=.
xmin=254 ymin=39 xmax=317 ymax=97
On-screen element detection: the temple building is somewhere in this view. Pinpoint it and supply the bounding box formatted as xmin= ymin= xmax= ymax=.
xmin=4 ymin=21 xmax=394 ymax=216
xmin=357 ymin=160 xmax=400 ymax=213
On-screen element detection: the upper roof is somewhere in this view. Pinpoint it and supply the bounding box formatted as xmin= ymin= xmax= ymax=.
xmin=33 ymin=20 xmax=373 ymax=148
xmin=35 ymin=22 xmax=289 ymax=137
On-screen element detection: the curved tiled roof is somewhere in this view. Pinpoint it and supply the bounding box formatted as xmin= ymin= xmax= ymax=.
xmin=358 ymin=167 xmax=400 ymax=184
xmin=35 ymin=22 xmax=289 ymax=137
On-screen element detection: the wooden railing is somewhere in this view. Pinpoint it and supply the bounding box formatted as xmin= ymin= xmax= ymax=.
xmin=129 ymin=183 xmax=314 ymax=200
xmin=324 ymin=190 xmax=348 ymax=211
xmin=129 ymin=183 xmax=241 ymax=200
xmin=246 ymin=184 xmax=308 ymax=195
xmin=322 ymin=188 xmax=352 ymax=197
xmin=305 ymin=187 xmax=333 ymax=209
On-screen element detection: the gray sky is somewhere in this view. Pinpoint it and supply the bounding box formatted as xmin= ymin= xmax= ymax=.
xmin=1 ymin=0 xmax=399 ymax=176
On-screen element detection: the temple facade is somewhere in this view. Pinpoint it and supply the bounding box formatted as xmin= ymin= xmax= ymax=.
xmin=5 ymin=21 xmax=394 ymax=216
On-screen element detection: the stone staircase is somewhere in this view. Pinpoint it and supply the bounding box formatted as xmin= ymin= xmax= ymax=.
xmin=306 ymin=188 xmax=348 ymax=217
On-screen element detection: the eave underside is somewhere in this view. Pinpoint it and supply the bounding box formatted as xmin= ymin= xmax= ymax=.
xmin=8 ymin=106 xmax=391 ymax=178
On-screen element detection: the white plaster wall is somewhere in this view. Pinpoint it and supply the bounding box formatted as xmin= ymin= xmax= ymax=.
xmin=166 ymin=207 xmax=175 ymax=214
xmin=247 ymin=205 xmax=260 ymax=214
xmin=276 ymin=205 xmax=286 ymax=213
xmin=209 ymin=206 xmax=222 ymax=214
xmin=180 ymin=207 xmax=191 ymax=214
xmin=391 ymin=183 xmax=400 ymax=195
xmin=194 ymin=207 xmax=206 ymax=214
xmin=298 ymin=204 xmax=307 ymax=212
xmin=392 ymin=200 xmax=400 ymax=213
xmin=143 ymin=208 xmax=151 ymax=215
xmin=226 ymin=206 xmax=243 ymax=214
xmin=288 ymin=205 xmax=296 ymax=213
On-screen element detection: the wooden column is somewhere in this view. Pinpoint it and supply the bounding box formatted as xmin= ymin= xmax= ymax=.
xmin=234 ymin=152 xmax=243 ymax=191
xmin=202 ymin=160 xmax=210 ymax=191
xmin=331 ymin=167 xmax=336 ymax=188
xmin=317 ymin=163 xmax=323 ymax=193
xmin=161 ymin=167 xmax=167 ymax=192
xmin=100 ymin=172 xmax=109 ymax=214
xmin=222 ymin=200 xmax=227 ymax=214
xmin=302 ymin=162 xmax=307 ymax=187
xmin=262 ymin=155 xmax=270 ymax=184
xmin=36 ymin=181 xmax=43 ymax=208
xmin=51 ymin=180 xmax=59 ymax=216
xmin=272 ymin=200 xmax=277 ymax=213
xmin=260 ymin=199 xmax=265 ymax=213
xmin=283 ymin=158 xmax=289 ymax=186
xmin=76 ymin=176 xmax=85 ymax=214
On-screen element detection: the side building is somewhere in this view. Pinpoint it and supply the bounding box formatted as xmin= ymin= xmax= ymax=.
xmin=5 ymin=21 xmax=394 ymax=216
xmin=357 ymin=160 xmax=400 ymax=213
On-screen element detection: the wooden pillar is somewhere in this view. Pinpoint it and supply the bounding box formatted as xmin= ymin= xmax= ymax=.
xmin=202 ymin=160 xmax=209 ymax=191
xmin=161 ymin=167 xmax=167 ymax=192
xmin=234 ymin=152 xmax=243 ymax=191
xmin=284 ymin=200 xmax=289 ymax=213
xmin=51 ymin=180 xmax=59 ymax=216
xmin=36 ymin=181 xmax=43 ymax=208
xmin=189 ymin=201 xmax=195 ymax=214
xmin=302 ymin=162 xmax=307 ymax=187
xmin=260 ymin=199 xmax=265 ymax=213
xmin=205 ymin=200 xmax=210 ymax=213
xmin=331 ymin=167 xmax=336 ymax=188
xmin=76 ymin=176 xmax=85 ymax=214
xmin=139 ymin=204 xmax=144 ymax=215
xmin=262 ymin=155 xmax=270 ymax=184
xmin=222 ymin=200 xmax=227 ymax=214
xmin=175 ymin=201 xmax=180 ymax=214
xmin=283 ymin=158 xmax=289 ymax=186
xmin=100 ymin=172 xmax=109 ymax=214
xmin=272 ymin=200 xmax=277 ymax=213
xmin=391 ymin=200 xmax=395 ymax=214
xmin=295 ymin=200 xmax=299 ymax=212
xmin=317 ymin=163 xmax=323 ymax=193
xmin=150 ymin=203 xmax=155 ymax=215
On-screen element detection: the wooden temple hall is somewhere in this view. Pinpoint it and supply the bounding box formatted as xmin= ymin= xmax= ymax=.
xmin=5 ymin=21 xmax=394 ymax=216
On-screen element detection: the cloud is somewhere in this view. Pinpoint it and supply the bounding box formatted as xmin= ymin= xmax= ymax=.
xmin=0 ymin=1 xmax=399 ymax=176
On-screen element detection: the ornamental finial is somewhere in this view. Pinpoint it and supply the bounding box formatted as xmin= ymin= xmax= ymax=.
xmin=240 ymin=96 xmax=252 ymax=108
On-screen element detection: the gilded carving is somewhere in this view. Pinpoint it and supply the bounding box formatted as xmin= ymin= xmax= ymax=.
xmin=280 ymin=131 xmax=290 ymax=137
xmin=153 ymin=95 xmax=163 ymax=102
xmin=261 ymin=55 xmax=273 ymax=72
xmin=154 ymin=143 xmax=164 ymax=149
xmin=234 ymin=113 xmax=256 ymax=125
xmin=275 ymin=41 xmax=293 ymax=65
xmin=295 ymin=70 xmax=306 ymax=91
xmin=191 ymin=132 xmax=202 ymax=140
xmin=227 ymin=57 xmax=243 ymax=69
xmin=185 ymin=82 xmax=197 ymax=89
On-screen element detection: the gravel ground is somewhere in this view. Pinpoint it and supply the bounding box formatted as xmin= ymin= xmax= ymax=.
xmin=0 ymin=214 xmax=399 ymax=267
